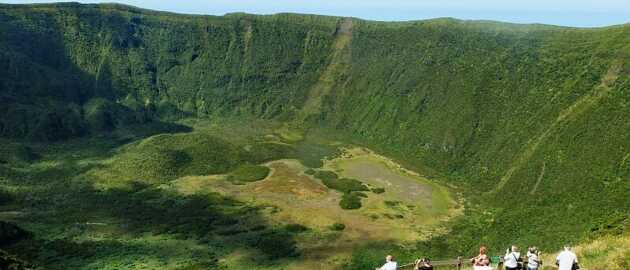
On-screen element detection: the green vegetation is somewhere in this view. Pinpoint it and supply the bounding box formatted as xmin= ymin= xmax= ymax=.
xmin=340 ymin=193 xmax=363 ymax=210
xmin=370 ymin=187 xmax=385 ymax=194
xmin=0 ymin=2 xmax=628 ymax=269
xmin=384 ymin=200 xmax=401 ymax=208
xmin=0 ymin=221 xmax=30 ymax=245
xmin=293 ymin=142 xmax=341 ymax=168
xmin=322 ymin=178 xmax=369 ymax=194
xmin=313 ymin=170 xmax=339 ymax=182
xmin=0 ymin=141 xmax=38 ymax=164
xmin=284 ymin=223 xmax=309 ymax=233
xmin=275 ymin=124 xmax=305 ymax=143
xmin=313 ymin=170 xmax=369 ymax=209
xmin=86 ymin=132 xmax=246 ymax=187
xmin=540 ymin=233 xmax=630 ymax=270
xmin=227 ymin=164 xmax=270 ymax=184
xmin=246 ymin=142 xmax=295 ymax=164
xmin=0 ymin=188 xmax=13 ymax=205
xmin=84 ymin=132 xmax=298 ymax=189
xmin=0 ymin=249 xmax=37 ymax=270
xmin=0 ymin=136 xmax=305 ymax=269
xmin=330 ymin=222 xmax=346 ymax=231
xmin=0 ymin=3 xmax=338 ymax=141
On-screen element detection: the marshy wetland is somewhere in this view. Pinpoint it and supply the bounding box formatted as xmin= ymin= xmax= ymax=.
xmin=0 ymin=119 xmax=459 ymax=270
xmin=172 ymin=150 xmax=458 ymax=269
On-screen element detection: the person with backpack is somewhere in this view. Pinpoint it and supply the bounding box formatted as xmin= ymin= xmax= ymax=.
xmin=471 ymin=246 xmax=492 ymax=270
xmin=504 ymin=245 xmax=523 ymax=270
xmin=526 ymin=246 xmax=541 ymax=270
xmin=414 ymin=258 xmax=434 ymax=270
xmin=556 ymin=246 xmax=579 ymax=270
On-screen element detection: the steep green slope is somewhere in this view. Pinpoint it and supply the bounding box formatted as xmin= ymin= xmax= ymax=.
xmin=0 ymin=3 xmax=338 ymax=139
xmin=0 ymin=2 xmax=629 ymax=266
xmin=319 ymin=18 xmax=630 ymax=252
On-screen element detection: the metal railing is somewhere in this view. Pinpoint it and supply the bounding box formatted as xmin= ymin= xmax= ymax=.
xmin=393 ymin=257 xmax=536 ymax=270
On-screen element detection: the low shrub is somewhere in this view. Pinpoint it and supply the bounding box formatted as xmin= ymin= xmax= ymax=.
xmin=227 ymin=165 xmax=270 ymax=184
xmin=322 ymin=177 xmax=368 ymax=194
xmin=0 ymin=221 xmax=31 ymax=245
xmin=330 ymin=222 xmax=346 ymax=231
xmin=284 ymin=223 xmax=309 ymax=233
xmin=340 ymin=193 xmax=363 ymax=210
xmin=314 ymin=171 xmax=369 ymax=209
xmin=384 ymin=200 xmax=401 ymax=208
xmin=0 ymin=250 xmax=37 ymax=269
xmin=371 ymin=187 xmax=385 ymax=194
xmin=253 ymin=231 xmax=299 ymax=259
xmin=314 ymin=170 xmax=338 ymax=181
xmin=0 ymin=141 xmax=39 ymax=164
xmin=0 ymin=188 xmax=14 ymax=205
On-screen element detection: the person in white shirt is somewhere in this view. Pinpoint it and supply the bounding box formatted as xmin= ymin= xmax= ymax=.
xmin=526 ymin=246 xmax=541 ymax=270
xmin=503 ymin=245 xmax=521 ymax=270
xmin=376 ymin=255 xmax=397 ymax=270
xmin=556 ymin=246 xmax=579 ymax=270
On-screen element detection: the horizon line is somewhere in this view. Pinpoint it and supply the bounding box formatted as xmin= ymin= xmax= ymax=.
xmin=2 ymin=1 xmax=629 ymax=28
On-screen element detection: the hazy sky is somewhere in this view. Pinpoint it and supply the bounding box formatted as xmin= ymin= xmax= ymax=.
xmin=4 ymin=0 xmax=629 ymax=27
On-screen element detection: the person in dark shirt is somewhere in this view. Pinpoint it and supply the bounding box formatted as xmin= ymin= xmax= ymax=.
xmin=414 ymin=258 xmax=434 ymax=270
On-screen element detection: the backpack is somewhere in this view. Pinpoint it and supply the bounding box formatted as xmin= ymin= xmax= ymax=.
xmin=513 ymin=253 xmax=524 ymax=270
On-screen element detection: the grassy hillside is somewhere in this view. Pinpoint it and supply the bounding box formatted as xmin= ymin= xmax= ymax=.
xmin=0 ymin=2 xmax=628 ymax=269
xmin=536 ymin=232 xmax=630 ymax=270
xmin=324 ymin=16 xmax=630 ymax=256
xmin=0 ymin=3 xmax=338 ymax=139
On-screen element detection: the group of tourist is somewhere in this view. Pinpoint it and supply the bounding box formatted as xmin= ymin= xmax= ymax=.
xmin=375 ymin=245 xmax=579 ymax=270
xmin=471 ymin=245 xmax=542 ymax=270
xmin=373 ymin=255 xmax=434 ymax=270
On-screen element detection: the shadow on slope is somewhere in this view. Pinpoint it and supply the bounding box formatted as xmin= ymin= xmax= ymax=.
xmin=0 ymin=6 xmax=193 ymax=141
xmin=1 ymin=140 xmax=302 ymax=268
